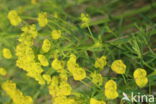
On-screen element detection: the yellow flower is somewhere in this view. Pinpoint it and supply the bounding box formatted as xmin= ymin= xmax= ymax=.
xmin=105 ymin=80 xmax=117 ymax=90
xmin=94 ymin=42 xmax=102 ymax=48
xmin=21 ymin=25 xmax=38 ymax=38
xmin=58 ymin=81 xmax=72 ymax=96
xmin=8 ymin=10 xmax=22 ymax=26
xmin=59 ymin=70 xmax=68 ymax=81
xmin=90 ymin=71 xmax=103 ymax=86
xmin=94 ymin=56 xmax=107 ymax=69
xmin=104 ymin=80 xmax=118 ymax=99
xmin=38 ymin=54 xmax=49 ymax=66
xmin=51 ymin=30 xmax=61 ymax=40
xmin=80 ymin=13 xmax=90 ymax=27
xmin=134 ymin=68 xmax=147 ymax=78
xmin=48 ymin=76 xmax=59 ymax=97
xmin=90 ymin=98 xmax=106 ymax=104
xmin=2 ymin=80 xmax=33 ymax=104
xmin=51 ymin=58 xmax=64 ymax=72
xmin=105 ymin=90 xmax=118 ymax=100
xmin=43 ymin=74 xmax=51 ymax=84
xmin=72 ymin=67 xmax=86 ymax=81
xmin=67 ymin=54 xmax=86 ymax=81
xmin=111 ymin=60 xmax=126 ymax=74
xmin=25 ymin=62 xmax=45 ymax=85
xmin=135 ymin=77 xmax=148 ymax=88
xmin=67 ymin=54 xmax=78 ymax=73
xmin=0 ymin=67 xmax=7 ymax=76
xmin=133 ymin=68 xmax=148 ymax=88
xmin=48 ymin=76 xmax=72 ymax=97
xmin=41 ymin=39 xmax=51 ymax=53
xmin=2 ymin=48 xmax=12 ymax=59
xmin=38 ymin=12 xmax=48 ymax=27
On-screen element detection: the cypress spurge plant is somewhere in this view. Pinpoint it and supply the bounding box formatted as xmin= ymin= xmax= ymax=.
xmin=0 ymin=0 xmax=156 ymax=104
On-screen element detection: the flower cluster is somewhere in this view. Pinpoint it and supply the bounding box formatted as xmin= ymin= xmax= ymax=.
xmin=8 ymin=10 xmax=22 ymax=26
xmin=38 ymin=54 xmax=49 ymax=66
xmin=94 ymin=56 xmax=107 ymax=70
xmin=0 ymin=67 xmax=7 ymax=76
xmin=37 ymin=12 xmax=48 ymax=27
xmin=51 ymin=58 xmax=64 ymax=72
xmin=41 ymin=39 xmax=51 ymax=53
xmin=48 ymin=76 xmax=78 ymax=104
xmin=111 ymin=60 xmax=126 ymax=74
xmin=90 ymin=71 xmax=103 ymax=86
xmin=104 ymin=80 xmax=118 ymax=99
xmin=67 ymin=54 xmax=86 ymax=81
xmin=48 ymin=76 xmax=71 ymax=96
xmin=133 ymin=68 xmax=148 ymax=88
xmin=80 ymin=13 xmax=90 ymax=27
xmin=2 ymin=48 xmax=12 ymax=59
xmin=15 ymin=25 xmax=45 ymax=85
xmin=51 ymin=30 xmax=61 ymax=40
xmin=51 ymin=58 xmax=68 ymax=81
xmin=2 ymin=80 xmax=33 ymax=104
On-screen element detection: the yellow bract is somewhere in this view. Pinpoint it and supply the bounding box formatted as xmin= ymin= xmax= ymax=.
xmin=67 ymin=54 xmax=86 ymax=81
xmin=90 ymin=71 xmax=103 ymax=86
xmin=38 ymin=54 xmax=49 ymax=66
xmin=72 ymin=67 xmax=86 ymax=81
xmin=41 ymin=39 xmax=51 ymax=53
xmin=21 ymin=25 xmax=38 ymax=39
xmin=38 ymin=12 xmax=48 ymax=27
xmin=48 ymin=76 xmax=72 ymax=97
xmin=90 ymin=98 xmax=106 ymax=104
xmin=2 ymin=48 xmax=12 ymax=59
xmin=111 ymin=60 xmax=126 ymax=74
xmin=8 ymin=10 xmax=22 ymax=26
xmin=104 ymin=80 xmax=118 ymax=99
xmin=59 ymin=70 xmax=68 ymax=81
xmin=67 ymin=54 xmax=77 ymax=73
xmin=2 ymin=80 xmax=33 ymax=104
xmin=133 ymin=68 xmax=148 ymax=88
xmin=51 ymin=30 xmax=61 ymax=40
xmin=42 ymin=74 xmax=52 ymax=84
xmin=94 ymin=56 xmax=107 ymax=69
xmin=51 ymin=58 xmax=64 ymax=72
xmin=80 ymin=13 xmax=90 ymax=27
xmin=0 ymin=67 xmax=7 ymax=76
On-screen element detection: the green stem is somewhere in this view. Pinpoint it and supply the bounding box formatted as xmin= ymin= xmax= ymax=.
xmin=122 ymin=74 xmax=127 ymax=85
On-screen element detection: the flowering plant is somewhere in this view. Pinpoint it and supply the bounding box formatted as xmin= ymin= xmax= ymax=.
xmin=0 ymin=0 xmax=156 ymax=104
